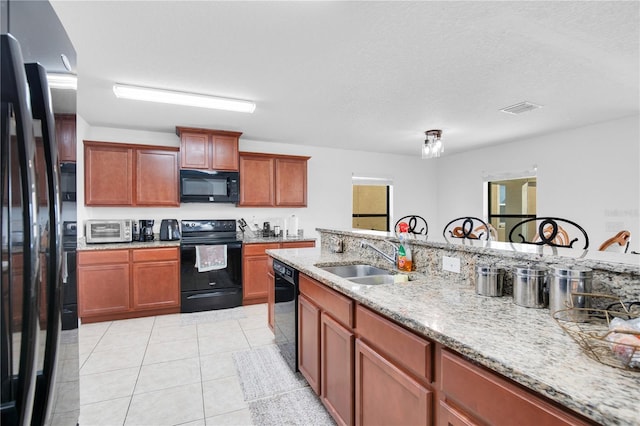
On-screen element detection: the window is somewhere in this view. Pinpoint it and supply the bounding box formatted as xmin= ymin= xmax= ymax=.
xmin=352 ymin=185 xmax=390 ymax=231
xmin=487 ymin=177 xmax=537 ymax=242
xmin=351 ymin=175 xmax=393 ymax=232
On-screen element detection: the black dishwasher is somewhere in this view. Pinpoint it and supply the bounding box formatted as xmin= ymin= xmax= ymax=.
xmin=273 ymin=259 xmax=299 ymax=372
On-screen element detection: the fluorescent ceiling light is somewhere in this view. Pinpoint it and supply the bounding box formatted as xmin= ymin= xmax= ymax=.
xmin=112 ymin=84 xmax=256 ymax=113
xmin=47 ymin=73 xmax=77 ymax=90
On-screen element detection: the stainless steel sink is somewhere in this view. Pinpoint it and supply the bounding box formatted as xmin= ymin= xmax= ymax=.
xmin=318 ymin=264 xmax=389 ymax=278
xmin=317 ymin=263 xmax=394 ymax=285
xmin=348 ymin=275 xmax=396 ymax=285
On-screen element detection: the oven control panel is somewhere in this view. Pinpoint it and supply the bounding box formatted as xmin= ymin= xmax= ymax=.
xmin=181 ymin=219 xmax=237 ymax=233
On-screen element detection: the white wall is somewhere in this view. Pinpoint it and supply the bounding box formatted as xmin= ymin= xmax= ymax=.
xmin=76 ymin=126 xmax=438 ymax=239
xmin=434 ymin=115 xmax=640 ymax=252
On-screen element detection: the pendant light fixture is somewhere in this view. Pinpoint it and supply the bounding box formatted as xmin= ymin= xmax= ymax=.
xmin=422 ymin=129 xmax=443 ymax=159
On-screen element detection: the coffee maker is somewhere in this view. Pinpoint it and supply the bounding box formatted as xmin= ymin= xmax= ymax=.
xmin=139 ymin=219 xmax=155 ymax=242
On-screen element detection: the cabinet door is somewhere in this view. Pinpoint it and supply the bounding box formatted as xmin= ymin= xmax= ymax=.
xmin=243 ymin=254 xmax=270 ymax=302
xmin=275 ymin=157 xmax=307 ymax=206
xmin=78 ymin=263 xmax=130 ymax=317
xmin=321 ymin=312 xmax=354 ymax=426
xmin=267 ymin=270 xmax=275 ymax=332
xmin=55 ymin=114 xmax=76 ymax=162
xmin=135 ymin=148 xmax=179 ymax=206
xmin=211 ymin=135 xmax=239 ymax=171
xmin=438 ymin=400 xmax=478 ymax=426
xmin=298 ymin=294 xmax=321 ymax=395
xmin=180 ymin=131 xmax=210 ymax=169
xmin=239 ymin=154 xmax=275 ymax=206
xmin=84 ymin=142 xmax=133 ymax=205
xmin=132 ymin=259 xmax=180 ymax=310
xmin=355 ymin=339 xmax=432 ymax=426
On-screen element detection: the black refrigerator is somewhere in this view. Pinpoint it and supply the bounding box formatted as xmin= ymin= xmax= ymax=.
xmin=1 ymin=2 xmax=79 ymax=425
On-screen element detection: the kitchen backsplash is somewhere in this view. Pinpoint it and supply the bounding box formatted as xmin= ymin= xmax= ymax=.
xmin=319 ymin=229 xmax=640 ymax=303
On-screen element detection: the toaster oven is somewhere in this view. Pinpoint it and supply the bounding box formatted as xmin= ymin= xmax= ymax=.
xmin=85 ymin=219 xmax=134 ymax=244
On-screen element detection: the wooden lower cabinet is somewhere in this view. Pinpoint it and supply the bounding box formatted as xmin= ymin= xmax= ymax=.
xmin=439 ymin=349 xmax=591 ymax=426
xmin=321 ymin=312 xmax=354 ymax=426
xmin=131 ymin=249 xmax=180 ymax=310
xmin=299 ymin=274 xmax=354 ymax=425
xmin=355 ymin=339 xmax=432 ymax=426
xmin=243 ymin=243 xmax=280 ymax=304
xmin=298 ymin=294 xmax=321 ymax=394
xmin=78 ymin=247 xmax=180 ymax=322
xmin=293 ymin=274 xmax=593 ymax=426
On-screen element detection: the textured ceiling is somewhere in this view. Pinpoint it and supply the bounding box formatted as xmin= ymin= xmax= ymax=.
xmin=50 ymin=1 xmax=639 ymax=156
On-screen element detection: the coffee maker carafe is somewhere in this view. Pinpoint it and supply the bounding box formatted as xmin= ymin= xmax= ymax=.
xmin=139 ymin=220 xmax=155 ymax=242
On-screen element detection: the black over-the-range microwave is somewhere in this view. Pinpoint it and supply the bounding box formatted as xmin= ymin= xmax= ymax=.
xmin=179 ymin=169 xmax=240 ymax=203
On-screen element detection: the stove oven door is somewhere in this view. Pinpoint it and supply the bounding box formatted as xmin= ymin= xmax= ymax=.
xmin=180 ymin=241 xmax=242 ymax=312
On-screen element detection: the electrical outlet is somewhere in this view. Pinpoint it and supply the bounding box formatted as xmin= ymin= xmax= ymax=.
xmin=442 ymin=256 xmax=461 ymax=273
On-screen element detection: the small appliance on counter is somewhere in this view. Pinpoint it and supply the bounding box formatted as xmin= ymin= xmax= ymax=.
xmin=85 ymin=219 xmax=134 ymax=243
xmin=160 ymin=219 xmax=181 ymax=241
xmin=139 ymin=219 xmax=155 ymax=242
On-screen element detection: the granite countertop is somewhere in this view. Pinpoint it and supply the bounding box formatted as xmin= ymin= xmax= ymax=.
xmin=242 ymin=235 xmax=317 ymax=244
xmin=267 ymin=247 xmax=640 ymax=426
xmin=77 ymin=234 xmax=315 ymax=250
xmin=77 ymin=237 xmax=180 ymax=251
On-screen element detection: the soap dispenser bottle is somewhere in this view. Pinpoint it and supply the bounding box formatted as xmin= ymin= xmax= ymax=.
xmin=397 ymin=222 xmax=413 ymax=272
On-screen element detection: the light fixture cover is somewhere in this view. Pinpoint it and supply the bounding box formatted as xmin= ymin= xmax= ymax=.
xmin=47 ymin=73 xmax=77 ymax=90
xmin=112 ymin=84 xmax=256 ymax=113
xmin=422 ymin=129 xmax=443 ymax=159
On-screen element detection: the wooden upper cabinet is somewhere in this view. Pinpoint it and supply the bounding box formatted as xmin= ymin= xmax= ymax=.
xmin=239 ymin=152 xmax=310 ymax=207
xmin=84 ymin=140 xmax=179 ymax=207
xmin=239 ymin=154 xmax=275 ymax=206
xmin=179 ymin=131 xmax=209 ymax=169
xmin=176 ymin=127 xmax=241 ymax=171
xmin=275 ymin=157 xmax=308 ymax=206
xmin=84 ymin=142 xmax=133 ymax=206
xmin=136 ymin=149 xmax=179 ymax=206
xmin=55 ymin=114 xmax=76 ymax=163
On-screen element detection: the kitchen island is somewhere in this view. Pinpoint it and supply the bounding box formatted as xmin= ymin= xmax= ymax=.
xmin=267 ymin=241 xmax=639 ymax=426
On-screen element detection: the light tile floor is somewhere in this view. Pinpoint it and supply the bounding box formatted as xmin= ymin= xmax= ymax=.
xmin=78 ymin=304 xmax=291 ymax=425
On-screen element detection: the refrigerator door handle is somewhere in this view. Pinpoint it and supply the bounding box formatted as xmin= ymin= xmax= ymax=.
xmin=25 ymin=61 xmax=64 ymax=426
xmin=0 ymin=34 xmax=41 ymax=426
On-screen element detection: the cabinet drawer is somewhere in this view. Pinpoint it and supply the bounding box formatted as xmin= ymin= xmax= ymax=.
xmin=299 ymin=274 xmax=353 ymax=328
xmin=243 ymin=243 xmax=280 ymax=256
xmin=355 ymin=304 xmax=432 ymax=382
xmin=441 ymin=350 xmax=591 ymax=426
xmin=282 ymin=241 xmax=315 ymax=249
xmin=132 ymin=247 xmax=179 ymax=262
xmin=78 ymin=249 xmax=130 ymax=265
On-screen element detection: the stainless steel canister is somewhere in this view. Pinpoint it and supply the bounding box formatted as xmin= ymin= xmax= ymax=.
xmin=549 ymin=266 xmax=593 ymax=321
xmin=512 ymin=266 xmax=548 ymax=308
xmin=475 ymin=266 xmax=504 ymax=297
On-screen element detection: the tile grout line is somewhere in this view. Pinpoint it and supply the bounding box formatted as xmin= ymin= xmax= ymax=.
xmin=121 ymin=315 xmax=155 ymax=426
xmin=196 ymin=316 xmax=208 ymax=425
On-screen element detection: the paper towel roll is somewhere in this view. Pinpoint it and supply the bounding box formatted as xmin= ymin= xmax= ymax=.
xmin=287 ymin=215 xmax=299 ymax=236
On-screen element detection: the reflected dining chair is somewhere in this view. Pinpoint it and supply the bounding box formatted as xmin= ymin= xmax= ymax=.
xmin=443 ymin=216 xmax=492 ymax=241
xmin=394 ymin=215 xmax=428 ymax=236
xmin=598 ymin=230 xmax=631 ymax=253
xmin=508 ymin=217 xmax=589 ymax=250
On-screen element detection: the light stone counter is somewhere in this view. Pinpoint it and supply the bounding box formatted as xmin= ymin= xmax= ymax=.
xmin=267 ymin=246 xmax=640 ymax=426
xmin=77 ymin=236 xmax=180 ymax=251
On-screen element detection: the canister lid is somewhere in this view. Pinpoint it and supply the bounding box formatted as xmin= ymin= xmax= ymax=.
xmin=551 ymin=265 xmax=593 ymax=278
xmin=513 ymin=265 xmax=548 ymax=277
xmin=475 ymin=265 xmax=503 ymax=275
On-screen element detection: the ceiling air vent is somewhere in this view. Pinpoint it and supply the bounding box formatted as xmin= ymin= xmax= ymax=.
xmin=500 ymin=101 xmax=542 ymax=115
